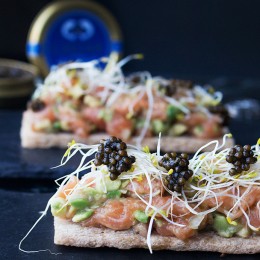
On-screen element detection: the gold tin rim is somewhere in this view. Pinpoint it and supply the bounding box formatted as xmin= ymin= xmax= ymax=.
xmin=0 ymin=59 xmax=37 ymax=85
xmin=27 ymin=0 xmax=123 ymax=76
xmin=0 ymin=59 xmax=37 ymax=98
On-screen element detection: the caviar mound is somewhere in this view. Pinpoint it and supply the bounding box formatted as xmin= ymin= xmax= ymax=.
xmin=28 ymin=98 xmax=46 ymax=112
xmin=94 ymin=136 xmax=136 ymax=180
xmin=159 ymin=152 xmax=193 ymax=192
xmin=226 ymin=144 xmax=257 ymax=176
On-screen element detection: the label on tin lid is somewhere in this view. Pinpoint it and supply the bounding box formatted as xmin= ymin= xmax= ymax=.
xmin=27 ymin=1 xmax=122 ymax=75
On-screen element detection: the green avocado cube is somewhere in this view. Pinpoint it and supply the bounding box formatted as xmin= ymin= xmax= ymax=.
xmin=213 ymin=214 xmax=241 ymax=238
xmin=107 ymin=190 xmax=121 ymax=199
xmin=72 ymin=209 xmax=94 ymax=223
xmin=51 ymin=197 xmax=67 ymax=217
xmin=167 ymin=105 xmax=179 ymax=121
xmin=152 ymin=120 xmax=167 ymax=134
xmin=69 ymin=198 xmax=90 ymax=209
xmin=134 ymin=210 xmax=149 ymax=223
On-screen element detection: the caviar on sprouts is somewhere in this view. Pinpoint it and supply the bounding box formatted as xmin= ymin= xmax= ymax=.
xmin=94 ymin=136 xmax=136 ymax=180
xmin=159 ymin=152 xmax=193 ymax=192
xmin=226 ymin=144 xmax=257 ymax=176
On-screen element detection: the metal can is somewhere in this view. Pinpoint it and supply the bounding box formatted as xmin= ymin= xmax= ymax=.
xmin=27 ymin=0 xmax=122 ymax=76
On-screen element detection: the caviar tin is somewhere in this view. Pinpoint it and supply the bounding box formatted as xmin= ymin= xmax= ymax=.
xmin=0 ymin=59 xmax=37 ymax=108
xmin=26 ymin=0 xmax=122 ymax=76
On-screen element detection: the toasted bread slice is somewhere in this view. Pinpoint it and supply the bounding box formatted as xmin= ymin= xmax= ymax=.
xmin=54 ymin=218 xmax=259 ymax=254
xmin=21 ymin=111 xmax=234 ymax=152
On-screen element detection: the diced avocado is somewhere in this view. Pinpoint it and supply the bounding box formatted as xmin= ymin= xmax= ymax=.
xmin=96 ymin=177 xmax=121 ymax=192
xmin=53 ymin=121 xmax=61 ymax=131
xmin=69 ymin=198 xmax=90 ymax=209
xmin=152 ymin=120 xmax=167 ymax=134
xmin=168 ymin=123 xmax=187 ymax=136
xmin=72 ymin=209 xmax=94 ymax=223
xmin=167 ymin=105 xmax=179 ymax=121
xmin=106 ymin=178 xmax=121 ymax=191
xmin=98 ymin=109 xmax=113 ymax=122
xmin=213 ymin=214 xmax=241 ymax=238
xmin=136 ymin=119 xmax=145 ymax=129
xmin=82 ymin=187 xmax=102 ymax=202
xmin=193 ymin=125 xmax=203 ymax=137
xmin=107 ymin=190 xmax=121 ymax=199
xmin=134 ymin=210 xmax=149 ymax=223
xmin=236 ymin=226 xmax=252 ymax=238
xmin=51 ymin=197 xmax=67 ymax=218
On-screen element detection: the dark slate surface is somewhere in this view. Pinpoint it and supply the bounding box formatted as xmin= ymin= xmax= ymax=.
xmin=0 ymin=189 xmax=258 ymax=259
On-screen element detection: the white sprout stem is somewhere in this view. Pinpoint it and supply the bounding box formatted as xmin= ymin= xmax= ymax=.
xmin=135 ymin=78 xmax=153 ymax=148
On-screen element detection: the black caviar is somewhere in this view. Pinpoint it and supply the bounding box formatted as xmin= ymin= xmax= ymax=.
xmin=94 ymin=136 xmax=136 ymax=180
xmin=28 ymin=98 xmax=46 ymax=112
xmin=208 ymin=104 xmax=229 ymax=126
xmin=159 ymin=79 xmax=193 ymax=96
xmin=159 ymin=152 xmax=193 ymax=192
xmin=226 ymin=144 xmax=257 ymax=176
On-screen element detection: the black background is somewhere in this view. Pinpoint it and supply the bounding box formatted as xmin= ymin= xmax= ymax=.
xmin=0 ymin=0 xmax=260 ymax=77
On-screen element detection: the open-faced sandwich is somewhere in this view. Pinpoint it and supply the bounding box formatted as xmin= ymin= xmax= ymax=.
xmin=22 ymin=134 xmax=258 ymax=254
xmin=21 ymin=55 xmax=234 ymax=152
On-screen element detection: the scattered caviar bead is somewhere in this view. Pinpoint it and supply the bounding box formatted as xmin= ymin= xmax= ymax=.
xmin=245 ymin=157 xmax=251 ymax=164
xmin=98 ymin=144 xmax=104 ymax=151
xmin=29 ymin=99 xmax=46 ymax=112
xmin=159 ymin=152 xmax=193 ymax=193
xmin=234 ymin=160 xmax=241 ymax=166
xmin=178 ymin=177 xmax=185 ymax=185
xmin=229 ymin=168 xmax=237 ymax=176
xmin=179 ymin=159 xmax=187 ymax=167
xmin=115 ymin=155 xmax=121 ymax=161
xmin=103 ymin=157 xmax=109 ymax=164
xmin=208 ymin=104 xmax=229 ymax=126
xmin=94 ymin=158 xmax=102 ymax=166
xmin=226 ymin=144 xmax=257 ymax=176
xmin=118 ymin=142 xmax=127 ymax=150
xmin=119 ymin=150 xmax=127 ymax=157
xmin=123 ymin=157 xmax=131 ymax=164
xmin=104 ymin=147 xmax=111 ymax=153
xmin=241 ymin=164 xmax=250 ymax=171
xmin=174 ymin=184 xmax=182 ymax=193
xmin=96 ymin=152 xmax=103 ymax=160
xmin=235 ymin=152 xmax=242 ymax=158
xmin=109 ymin=158 xmax=116 ymax=165
xmin=235 ymin=166 xmax=242 ymax=174
xmin=130 ymin=156 xmax=136 ymax=163
xmin=243 ymin=151 xmax=249 ymax=157
xmin=110 ymin=173 xmax=117 ymax=181
xmin=181 ymin=153 xmax=188 ymax=159
xmin=110 ymin=136 xmax=117 ymax=142
xmin=243 ymin=145 xmax=251 ymax=151
xmin=226 ymin=155 xmax=233 ymax=163
xmin=229 ymin=148 xmax=236 ymax=155
xmin=94 ymin=137 xmax=136 ymax=180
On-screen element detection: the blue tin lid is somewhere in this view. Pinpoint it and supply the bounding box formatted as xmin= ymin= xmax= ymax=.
xmin=27 ymin=0 xmax=122 ymax=76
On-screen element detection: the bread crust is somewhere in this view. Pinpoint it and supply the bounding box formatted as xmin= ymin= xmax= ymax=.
xmin=54 ymin=218 xmax=260 ymax=254
xmin=21 ymin=111 xmax=234 ymax=152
